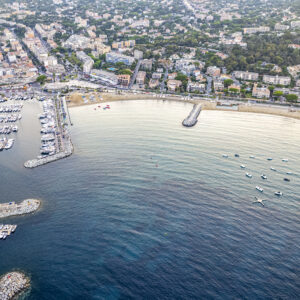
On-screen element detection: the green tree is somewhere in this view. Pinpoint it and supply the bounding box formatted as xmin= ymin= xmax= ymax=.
xmin=36 ymin=75 xmax=47 ymax=85
xmin=285 ymin=94 xmax=298 ymax=103
xmin=224 ymin=79 xmax=234 ymax=88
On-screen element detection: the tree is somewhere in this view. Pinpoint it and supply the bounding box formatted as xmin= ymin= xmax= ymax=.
xmin=273 ymin=90 xmax=283 ymax=98
xmin=36 ymin=75 xmax=47 ymax=85
xmin=224 ymin=79 xmax=234 ymax=88
xmin=285 ymin=94 xmax=298 ymax=103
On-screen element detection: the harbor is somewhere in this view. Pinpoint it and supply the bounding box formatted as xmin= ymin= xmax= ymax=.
xmin=0 ymin=272 xmax=30 ymax=300
xmin=182 ymin=103 xmax=202 ymax=127
xmin=24 ymin=93 xmax=73 ymax=168
xmin=0 ymin=199 xmax=41 ymax=218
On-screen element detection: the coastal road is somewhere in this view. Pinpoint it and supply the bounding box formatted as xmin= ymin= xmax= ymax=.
xmin=128 ymin=59 xmax=142 ymax=89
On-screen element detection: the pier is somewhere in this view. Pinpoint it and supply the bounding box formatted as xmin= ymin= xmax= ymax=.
xmin=182 ymin=103 xmax=202 ymax=127
xmin=0 ymin=272 xmax=30 ymax=299
xmin=0 ymin=199 xmax=40 ymax=218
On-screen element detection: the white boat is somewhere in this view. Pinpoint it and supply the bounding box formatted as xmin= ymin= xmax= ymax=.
xmin=240 ymin=165 xmax=246 ymax=169
xmin=256 ymin=186 xmax=263 ymax=192
xmin=249 ymin=155 xmax=255 ymax=159
xmin=270 ymin=167 xmax=276 ymax=171
xmin=261 ymin=174 xmax=267 ymax=180
xmin=267 ymin=158 xmax=273 ymax=161
xmin=275 ymin=191 xmax=283 ymax=196
xmin=282 ymin=159 xmax=288 ymax=162
xmin=222 ymin=154 xmax=228 ymax=158
xmin=286 ymin=172 xmax=292 ymax=175
xmin=246 ymin=173 xmax=252 ymax=178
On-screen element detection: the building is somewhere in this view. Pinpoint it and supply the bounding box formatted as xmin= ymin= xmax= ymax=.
xmin=136 ymin=71 xmax=146 ymax=85
xmin=167 ymin=79 xmax=182 ymax=92
xmin=274 ymin=23 xmax=289 ymax=31
xmin=141 ymin=59 xmax=153 ymax=70
xmin=90 ymin=69 xmax=118 ymax=85
xmin=118 ymin=74 xmax=131 ymax=86
xmin=112 ymin=40 xmax=136 ymax=49
xmin=152 ymin=72 xmax=162 ymax=79
xmin=213 ymin=79 xmax=224 ymax=91
xmin=252 ymin=84 xmax=270 ymax=99
xmin=243 ymin=26 xmax=270 ymax=34
xmin=263 ymin=75 xmax=291 ymax=86
xmin=149 ymin=79 xmax=160 ymax=89
xmin=106 ymin=52 xmax=135 ymax=66
xmin=233 ymin=71 xmax=259 ymax=81
xmin=207 ymin=66 xmax=221 ymax=77
xmin=76 ymin=51 xmax=94 ymax=73
xmin=134 ymin=50 xmax=143 ymax=60
xmin=187 ymin=81 xmax=205 ymax=93
xmin=63 ymin=34 xmax=90 ymax=50
xmin=291 ymin=20 xmax=300 ymax=29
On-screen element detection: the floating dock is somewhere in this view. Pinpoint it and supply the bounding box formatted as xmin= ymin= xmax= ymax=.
xmin=0 ymin=199 xmax=41 ymax=218
xmin=182 ymin=103 xmax=202 ymax=127
xmin=0 ymin=272 xmax=30 ymax=299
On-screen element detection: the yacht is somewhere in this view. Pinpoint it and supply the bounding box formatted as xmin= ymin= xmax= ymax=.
xmin=4 ymin=139 xmax=14 ymax=150
xmin=275 ymin=191 xmax=283 ymax=196
xmin=286 ymin=172 xmax=293 ymax=175
xmin=261 ymin=174 xmax=267 ymax=180
xmin=282 ymin=159 xmax=288 ymax=162
xmin=249 ymin=155 xmax=255 ymax=159
xmin=283 ymin=178 xmax=290 ymax=182
xmin=246 ymin=173 xmax=252 ymax=178
xmin=256 ymin=186 xmax=263 ymax=192
xmin=240 ymin=165 xmax=246 ymax=169
xmin=267 ymin=158 xmax=273 ymax=161
xmin=270 ymin=167 xmax=276 ymax=171
xmin=12 ymin=126 xmax=18 ymax=132
xmin=222 ymin=154 xmax=228 ymax=158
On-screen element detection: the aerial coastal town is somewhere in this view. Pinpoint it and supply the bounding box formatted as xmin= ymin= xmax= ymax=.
xmin=0 ymin=0 xmax=299 ymax=298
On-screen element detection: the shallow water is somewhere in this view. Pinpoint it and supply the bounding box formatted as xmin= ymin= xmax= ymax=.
xmin=0 ymin=100 xmax=299 ymax=299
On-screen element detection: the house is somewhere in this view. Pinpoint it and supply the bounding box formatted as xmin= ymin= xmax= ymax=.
xmin=167 ymin=79 xmax=182 ymax=92
xmin=90 ymin=69 xmax=118 ymax=85
xmin=213 ymin=79 xmax=224 ymax=91
xmin=233 ymin=71 xmax=259 ymax=81
xmin=168 ymin=72 xmax=177 ymax=80
xmin=118 ymin=74 xmax=131 ymax=86
xmin=152 ymin=72 xmax=162 ymax=79
xmin=187 ymin=81 xmax=205 ymax=93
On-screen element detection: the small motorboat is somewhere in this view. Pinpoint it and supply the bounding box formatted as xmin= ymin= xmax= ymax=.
xmin=286 ymin=172 xmax=293 ymax=175
xmin=222 ymin=154 xmax=228 ymax=158
xmin=256 ymin=186 xmax=264 ymax=192
xmin=246 ymin=173 xmax=252 ymax=178
xmin=282 ymin=159 xmax=289 ymax=162
xmin=267 ymin=158 xmax=273 ymax=161
xmin=235 ymin=154 xmax=240 ymax=157
xmin=270 ymin=167 xmax=276 ymax=171
xmin=240 ymin=165 xmax=246 ymax=169
xmin=275 ymin=191 xmax=283 ymax=196
xmin=250 ymin=155 xmax=255 ymax=159
xmin=261 ymin=174 xmax=267 ymax=180
xmin=283 ymin=178 xmax=290 ymax=182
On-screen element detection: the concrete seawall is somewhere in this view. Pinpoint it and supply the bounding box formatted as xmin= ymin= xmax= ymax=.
xmin=0 ymin=199 xmax=41 ymax=218
xmin=182 ymin=104 xmax=202 ymax=127
xmin=0 ymin=272 xmax=30 ymax=300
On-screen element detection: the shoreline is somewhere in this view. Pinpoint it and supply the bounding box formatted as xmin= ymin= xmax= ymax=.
xmin=66 ymin=92 xmax=300 ymax=121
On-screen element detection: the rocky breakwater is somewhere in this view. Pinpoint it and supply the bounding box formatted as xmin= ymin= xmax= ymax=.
xmin=0 ymin=272 xmax=30 ymax=300
xmin=0 ymin=199 xmax=41 ymax=218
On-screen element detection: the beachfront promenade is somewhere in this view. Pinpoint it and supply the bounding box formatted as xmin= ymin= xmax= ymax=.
xmin=0 ymin=199 xmax=40 ymax=218
xmin=182 ymin=103 xmax=202 ymax=127
xmin=0 ymin=272 xmax=30 ymax=300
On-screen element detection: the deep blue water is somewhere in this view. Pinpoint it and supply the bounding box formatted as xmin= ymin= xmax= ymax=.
xmin=0 ymin=100 xmax=300 ymax=299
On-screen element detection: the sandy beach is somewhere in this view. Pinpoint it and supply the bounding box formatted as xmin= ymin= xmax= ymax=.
xmin=66 ymin=91 xmax=300 ymax=120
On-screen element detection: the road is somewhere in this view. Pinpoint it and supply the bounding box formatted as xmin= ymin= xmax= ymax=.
xmin=128 ymin=59 xmax=142 ymax=89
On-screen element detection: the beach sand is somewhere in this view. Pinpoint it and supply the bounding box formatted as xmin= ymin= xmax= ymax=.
xmin=66 ymin=91 xmax=300 ymax=120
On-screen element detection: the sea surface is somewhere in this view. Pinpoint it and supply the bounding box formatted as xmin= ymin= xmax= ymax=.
xmin=0 ymin=100 xmax=300 ymax=299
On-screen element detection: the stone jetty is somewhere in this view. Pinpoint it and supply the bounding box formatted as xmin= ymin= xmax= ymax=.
xmin=0 ymin=199 xmax=41 ymax=218
xmin=182 ymin=103 xmax=202 ymax=127
xmin=0 ymin=272 xmax=30 ymax=300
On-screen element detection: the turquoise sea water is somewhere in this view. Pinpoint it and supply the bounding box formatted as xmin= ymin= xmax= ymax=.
xmin=0 ymin=100 xmax=299 ymax=299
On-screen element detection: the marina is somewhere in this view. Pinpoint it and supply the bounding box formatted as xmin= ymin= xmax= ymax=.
xmin=24 ymin=94 xmax=73 ymax=168
xmin=182 ymin=103 xmax=202 ymax=127
xmin=0 ymin=272 xmax=30 ymax=300
xmin=0 ymin=199 xmax=41 ymax=218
